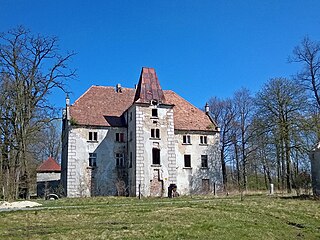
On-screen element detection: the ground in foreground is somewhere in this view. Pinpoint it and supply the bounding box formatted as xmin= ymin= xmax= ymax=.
xmin=0 ymin=194 xmax=319 ymax=239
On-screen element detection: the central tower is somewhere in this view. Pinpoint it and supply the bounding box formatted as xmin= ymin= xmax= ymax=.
xmin=127 ymin=67 xmax=176 ymax=196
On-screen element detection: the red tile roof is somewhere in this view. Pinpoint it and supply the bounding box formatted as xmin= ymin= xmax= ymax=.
xmin=70 ymin=86 xmax=135 ymax=127
xmin=69 ymin=68 xmax=217 ymax=131
xmin=37 ymin=157 xmax=61 ymax=173
xmin=164 ymin=90 xmax=216 ymax=131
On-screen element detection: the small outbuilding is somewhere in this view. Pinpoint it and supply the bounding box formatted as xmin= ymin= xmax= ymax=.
xmin=36 ymin=157 xmax=61 ymax=198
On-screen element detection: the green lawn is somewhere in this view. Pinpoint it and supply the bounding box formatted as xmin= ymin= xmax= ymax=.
xmin=0 ymin=194 xmax=319 ymax=239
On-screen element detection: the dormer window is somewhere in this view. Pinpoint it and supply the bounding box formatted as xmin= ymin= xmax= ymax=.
xmin=152 ymin=109 xmax=158 ymax=118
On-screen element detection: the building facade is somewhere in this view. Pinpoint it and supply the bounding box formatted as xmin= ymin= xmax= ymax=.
xmin=61 ymin=67 xmax=221 ymax=197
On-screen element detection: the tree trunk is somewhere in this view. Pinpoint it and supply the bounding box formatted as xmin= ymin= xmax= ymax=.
xmin=220 ymin=147 xmax=227 ymax=192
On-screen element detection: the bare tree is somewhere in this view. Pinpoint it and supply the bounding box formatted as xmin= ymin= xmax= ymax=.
xmin=290 ymin=37 xmax=320 ymax=111
xmin=0 ymin=26 xmax=75 ymax=199
xmin=233 ymin=88 xmax=255 ymax=192
xmin=208 ymin=97 xmax=236 ymax=191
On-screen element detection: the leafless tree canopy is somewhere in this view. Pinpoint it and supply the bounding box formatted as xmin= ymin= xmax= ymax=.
xmin=0 ymin=26 xmax=75 ymax=200
xmin=290 ymin=37 xmax=320 ymax=110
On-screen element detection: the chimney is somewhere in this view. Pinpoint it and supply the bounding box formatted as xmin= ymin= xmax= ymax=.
xmin=66 ymin=94 xmax=70 ymax=106
xmin=205 ymin=102 xmax=209 ymax=114
xmin=116 ymin=83 xmax=122 ymax=93
xmin=66 ymin=94 xmax=70 ymax=120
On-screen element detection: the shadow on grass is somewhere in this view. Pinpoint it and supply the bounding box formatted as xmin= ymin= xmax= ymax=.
xmin=279 ymin=194 xmax=315 ymax=200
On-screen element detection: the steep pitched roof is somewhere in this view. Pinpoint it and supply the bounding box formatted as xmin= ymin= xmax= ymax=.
xmin=134 ymin=67 xmax=166 ymax=104
xmin=37 ymin=157 xmax=61 ymax=173
xmin=70 ymin=86 xmax=135 ymax=127
xmin=164 ymin=90 xmax=215 ymax=131
xmin=69 ymin=68 xmax=217 ymax=131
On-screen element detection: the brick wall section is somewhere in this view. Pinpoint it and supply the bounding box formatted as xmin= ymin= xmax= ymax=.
xmin=67 ymin=131 xmax=77 ymax=197
xmin=135 ymin=108 xmax=145 ymax=196
xmin=166 ymin=109 xmax=177 ymax=183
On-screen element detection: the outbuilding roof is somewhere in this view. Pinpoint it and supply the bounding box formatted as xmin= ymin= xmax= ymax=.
xmin=37 ymin=157 xmax=61 ymax=173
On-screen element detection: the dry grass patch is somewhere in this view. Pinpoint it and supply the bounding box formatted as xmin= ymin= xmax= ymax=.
xmin=0 ymin=194 xmax=319 ymax=239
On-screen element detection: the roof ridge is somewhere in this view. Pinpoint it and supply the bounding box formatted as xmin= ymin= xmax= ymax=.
xmin=72 ymin=85 xmax=136 ymax=106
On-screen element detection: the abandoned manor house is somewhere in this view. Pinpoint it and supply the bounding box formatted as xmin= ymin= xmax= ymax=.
xmin=61 ymin=67 xmax=222 ymax=197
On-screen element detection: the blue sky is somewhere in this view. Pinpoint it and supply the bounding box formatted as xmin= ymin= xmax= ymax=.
xmin=2 ymin=0 xmax=320 ymax=110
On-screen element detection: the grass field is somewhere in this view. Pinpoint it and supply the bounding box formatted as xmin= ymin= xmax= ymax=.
xmin=0 ymin=194 xmax=319 ymax=239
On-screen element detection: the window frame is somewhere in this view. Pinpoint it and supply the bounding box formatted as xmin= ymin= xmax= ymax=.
xmin=151 ymin=128 xmax=160 ymax=139
xmin=116 ymin=132 xmax=125 ymax=142
xmin=184 ymin=154 xmax=191 ymax=168
xmin=183 ymin=135 xmax=191 ymax=144
xmin=200 ymin=135 xmax=208 ymax=145
xmin=201 ymin=155 xmax=208 ymax=168
xmin=88 ymin=131 xmax=98 ymax=141
xmin=89 ymin=153 xmax=97 ymax=167
xmin=115 ymin=153 xmax=125 ymax=167
xmin=152 ymin=109 xmax=158 ymax=118
xmin=152 ymin=148 xmax=161 ymax=165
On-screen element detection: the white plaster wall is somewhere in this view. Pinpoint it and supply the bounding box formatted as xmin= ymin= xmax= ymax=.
xmin=127 ymin=107 xmax=137 ymax=196
xmin=67 ymin=126 xmax=127 ymax=197
xmin=175 ymin=131 xmax=221 ymax=195
xmin=37 ymin=172 xmax=60 ymax=182
xmin=135 ymin=105 xmax=175 ymax=197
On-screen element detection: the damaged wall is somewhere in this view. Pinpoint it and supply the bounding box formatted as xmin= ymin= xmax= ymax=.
xmin=65 ymin=126 xmax=127 ymax=197
xmin=134 ymin=104 xmax=175 ymax=197
xmin=175 ymin=131 xmax=222 ymax=195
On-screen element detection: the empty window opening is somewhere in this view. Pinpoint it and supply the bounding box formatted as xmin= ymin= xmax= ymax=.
xmin=152 ymin=148 xmax=160 ymax=165
xmin=183 ymin=135 xmax=191 ymax=144
xmin=89 ymin=153 xmax=97 ymax=167
xmin=201 ymin=155 xmax=208 ymax=168
xmin=151 ymin=128 xmax=160 ymax=138
xmin=89 ymin=131 xmax=98 ymax=141
xmin=200 ymin=136 xmax=207 ymax=144
xmin=184 ymin=154 xmax=191 ymax=168
xmin=116 ymin=133 xmax=125 ymax=142
xmin=116 ymin=153 xmax=125 ymax=167
xmin=152 ymin=109 xmax=158 ymax=117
